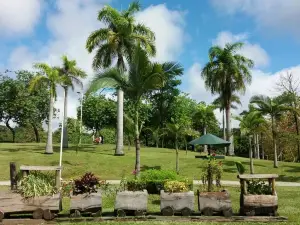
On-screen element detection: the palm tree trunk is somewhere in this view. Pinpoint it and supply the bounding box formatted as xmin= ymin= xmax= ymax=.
xmin=222 ymin=109 xmax=227 ymax=155
xmin=271 ymin=116 xmax=278 ymax=168
xmin=261 ymin=132 xmax=264 ymax=160
xmin=134 ymin=108 xmax=141 ymax=176
xmin=31 ymin=123 xmax=40 ymax=143
xmin=62 ymin=86 xmax=68 ymax=148
xmin=256 ymin=134 xmax=260 ymax=159
xmin=203 ymin=126 xmax=208 ymax=153
xmin=175 ymin=137 xmax=179 ymax=174
xmin=253 ymin=134 xmax=257 ymax=158
xmin=293 ymin=112 xmax=300 ymax=162
xmin=249 ymin=136 xmax=254 ymax=174
xmin=226 ymin=105 xmax=234 ymax=155
xmin=115 ymin=88 xmax=124 ymax=156
xmin=45 ymin=93 xmax=54 ymax=154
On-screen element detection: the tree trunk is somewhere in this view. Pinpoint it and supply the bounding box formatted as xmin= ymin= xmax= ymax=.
xmin=249 ymin=136 xmax=254 ymax=174
xmin=293 ymin=112 xmax=300 ymax=162
xmin=31 ymin=123 xmax=40 ymax=143
xmin=128 ymin=136 xmax=131 ymax=151
xmin=261 ymin=133 xmax=264 ymax=160
xmin=134 ymin=109 xmax=141 ymax=176
xmin=45 ymin=93 xmax=54 ymax=154
xmin=5 ymin=119 xmax=15 ymax=143
xmin=226 ymin=105 xmax=234 ymax=155
xmin=223 ymin=109 xmax=227 ymax=155
xmin=253 ymin=133 xmax=257 ymax=159
xmin=115 ymin=88 xmax=124 ymax=156
xmin=203 ymin=126 xmax=207 ymax=153
xmin=271 ymin=116 xmax=278 ymax=168
xmin=175 ymin=137 xmax=179 ymax=174
xmin=62 ymin=87 xmax=68 ymax=148
xmin=256 ymin=134 xmax=260 ymax=159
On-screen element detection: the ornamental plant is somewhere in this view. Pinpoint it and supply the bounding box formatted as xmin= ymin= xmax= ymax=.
xmin=73 ymin=172 xmax=102 ymax=195
xmin=201 ymin=154 xmax=223 ymax=192
xmin=164 ymin=180 xmax=189 ymax=193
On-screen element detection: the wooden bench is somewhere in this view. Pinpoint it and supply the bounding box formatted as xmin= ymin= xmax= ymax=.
xmin=195 ymin=155 xmax=225 ymax=159
xmin=20 ymin=165 xmax=62 ymax=189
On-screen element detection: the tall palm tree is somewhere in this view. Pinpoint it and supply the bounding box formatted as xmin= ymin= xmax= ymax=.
xmin=213 ymin=92 xmax=242 ymax=155
xmin=30 ymin=63 xmax=62 ymax=154
xmin=202 ymin=42 xmax=254 ymax=156
xmin=56 ymin=55 xmax=87 ymax=148
xmin=234 ymin=111 xmax=266 ymax=174
xmin=86 ymin=1 xmax=155 ymax=156
xmin=88 ymin=45 xmax=183 ymax=176
xmin=250 ymin=95 xmax=292 ymax=168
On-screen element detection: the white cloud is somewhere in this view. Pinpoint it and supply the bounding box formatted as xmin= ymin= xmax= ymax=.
xmin=0 ymin=0 xmax=41 ymax=35
xmin=184 ymin=62 xmax=300 ymax=127
xmin=210 ymin=0 xmax=300 ymax=37
xmin=7 ymin=1 xmax=187 ymax=130
xmin=213 ymin=31 xmax=270 ymax=68
xmin=136 ymin=4 xmax=186 ymax=62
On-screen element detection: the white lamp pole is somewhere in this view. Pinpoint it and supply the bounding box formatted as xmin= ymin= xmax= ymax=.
xmin=59 ymin=86 xmax=66 ymax=180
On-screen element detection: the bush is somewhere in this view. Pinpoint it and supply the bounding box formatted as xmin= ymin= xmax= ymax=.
xmin=140 ymin=169 xmax=178 ymax=181
xmin=19 ymin=171 xmax=57 ymax=198
xmin=100 ymin=128 xmax=116 ymax=144
xmin=235 ymin=161 xmax=245 ymax=174
xmin=164 ymin=180 xmax=189 ymax=193
xmin=73 ymin=172 xmax=101 ymax=195
xmin=247 ymin=180 xmax=272 ymax=195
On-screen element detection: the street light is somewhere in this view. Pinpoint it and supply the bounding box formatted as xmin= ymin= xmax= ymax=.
xmin=77 ymin=90 xmax=83 ymax=147
xmin=59 ymin=85 xmax=67 ymax=181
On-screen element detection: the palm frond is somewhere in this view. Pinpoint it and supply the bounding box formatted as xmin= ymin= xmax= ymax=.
xmin=86 ymin=28 xmax=110 ymax=53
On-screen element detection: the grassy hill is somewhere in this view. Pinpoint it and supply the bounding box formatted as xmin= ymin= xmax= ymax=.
xmin=0 ymin=143 xmax=300 ymax=182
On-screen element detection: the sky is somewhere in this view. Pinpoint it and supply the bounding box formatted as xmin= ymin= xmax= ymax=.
xmin=1 ymin=0 xmax=300 ymax=129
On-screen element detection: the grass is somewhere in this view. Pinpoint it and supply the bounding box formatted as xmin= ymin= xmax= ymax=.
xmin=0 ymin=143 xmax=300 ymax=182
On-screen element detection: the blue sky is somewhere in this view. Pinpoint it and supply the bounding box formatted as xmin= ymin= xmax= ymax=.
xmin=1 ymin=0 xmax=300 ymax=126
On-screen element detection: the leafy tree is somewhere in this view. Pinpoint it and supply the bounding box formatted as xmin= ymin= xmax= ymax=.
xmin=86 ymin=0 xmax=155 ymax=156
xmin=30 ymin=63 xmax=62 ymax=154
xmin=79 ymin=94 xmax=117 ymax=136
xmin=250 ymin=95 xmax=293 ymax=168
xmin=202 ymin=42 xmax=254 ymax=156
xmin=88 ymin=45 xmax=183 ymax=176
xmin=56 ymin=55 xmax=87 ymax=148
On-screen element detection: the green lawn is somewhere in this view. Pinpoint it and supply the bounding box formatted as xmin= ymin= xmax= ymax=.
xmin=0 ymin=143 xmax=300 ymax=182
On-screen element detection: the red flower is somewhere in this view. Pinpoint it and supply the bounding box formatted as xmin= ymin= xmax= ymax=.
xmin=212 ymin=153 xmax=216 ymax=157
xmin=132 ymin=170 xmax=137 ymax=175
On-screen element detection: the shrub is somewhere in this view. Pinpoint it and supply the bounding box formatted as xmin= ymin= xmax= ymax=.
xmin=235 ymin=161 xmax=245 ymax=174
xmin=201 ymin=155 xmax=223 ymax=192
xmin=164 ymin=180 xmax=189 ymax=193
xmin=19 ymin=171 xmax=57 ymax=198
xmin=100 ymin=128 xmax=116 ymax=144
xmin=247 ymin=180 xmax=272 ymax=195
xmin=73 ymin=172 xmax=100 ymax=195
xmin=140 ymin=169 xmax=178 ymax=181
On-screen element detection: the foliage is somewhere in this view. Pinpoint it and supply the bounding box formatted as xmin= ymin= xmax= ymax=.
xmin=100 ymin=128 xmax=116 ymax=144
xmin=201 ymin=155 xmax=223 ymax=192
xmin=235 ymin=161 xmax=245 ymax=174
xmin=247 ymin=180 xmax=272 ymax=195
xmin=140 ymin=169 xmax=178 ymax=181
xmin=19 ymin=171 xmax=57 ymax=198
xmin=164 ymin=180 xmax=189 ymax=193
xmin=73 ymin=172 xmax=100 ymax=195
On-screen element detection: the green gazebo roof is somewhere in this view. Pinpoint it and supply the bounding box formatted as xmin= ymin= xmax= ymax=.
xmin=189 ymin=133 xmax=231 ymax=146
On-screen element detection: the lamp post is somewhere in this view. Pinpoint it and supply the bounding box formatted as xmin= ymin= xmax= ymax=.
xmin=59 ymin=85 xmax=67 ymax=181
xmin=77 ymin=90 xmax=83 ymax=146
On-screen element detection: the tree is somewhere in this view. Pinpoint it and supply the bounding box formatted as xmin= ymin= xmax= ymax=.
xmin=79 ymin=94 xmax=117 ymax=135
xmin=30 ymin=63 xmax=62 ymax=154
xmin=250 ymin=95 xmax=293 ymax=168
xmin=86 ymin=0 xmax=155 ymax=156
xmin=56 ymin=55 xmax=87 ymax=148
xmin=201 ymin=42 xmax=254 ymax=156
xmin=192 ymin=102 xmax=219 ymax=153
xmin=88 ymin=45 xmax=183 ymax=176
xmin=234 ymin=111 xmax=266 ymax=173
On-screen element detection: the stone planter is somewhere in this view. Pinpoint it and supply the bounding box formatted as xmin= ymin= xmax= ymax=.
xmin=0 ymin=191 xmax=61 ymax=221
xmin=197 ymin=190 xmax=232 ymax=217
xmin=70 ymin=191 xmax=102 ymax=217
xmin=160 ymin=190 xmax=194 ymax=216
xmin=241 ymin=194 xmax=278 ymax=216
xmin=114 ymin=190 xmax=148 ymax=217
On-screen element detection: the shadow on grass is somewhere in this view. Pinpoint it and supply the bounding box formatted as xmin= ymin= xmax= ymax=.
xmin=141 ymin=165 xmax=161 ymax=171
xmin=277 ymin=175 xmax=300 ymax=182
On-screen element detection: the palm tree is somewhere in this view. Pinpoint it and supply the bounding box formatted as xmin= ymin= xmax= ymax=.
xmin=165 ymin=123 xmax=187 ymax=174
xmin=250 ymin=95 xmax=293 ymax=168
xmin=234 ymin=111 xmax=266 ymax=173
xmin=144 ymin=127 xmax=166 ymax=148
xmin=202 ymin=42 xmax=254 ymax=156
xmin=88 ymin=45 xmax=183 ymax=176
xmin=86 ymin=1 xmax=155 ymax=156
xmin=30 ymin=63 xmax=62 ymax=154
xmin=56 ymin=55 xmax=87 ymax=148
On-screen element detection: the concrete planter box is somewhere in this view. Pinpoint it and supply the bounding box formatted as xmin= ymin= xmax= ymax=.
xmin=114 ymin=190 xmax=148 ymax=217
xmin=197 ymin=190 xmax=232 ymax=217
xmin=160 ymin=190 xmax=194 ymax=216
xmin=241 ymin=194 xmax=278 ymax=216
xmin=70 ymin=191 xmax=102 ymax=217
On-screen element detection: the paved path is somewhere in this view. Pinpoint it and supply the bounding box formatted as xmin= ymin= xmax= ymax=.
xmin=1 ymin=180 xmax=299 ymax=187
